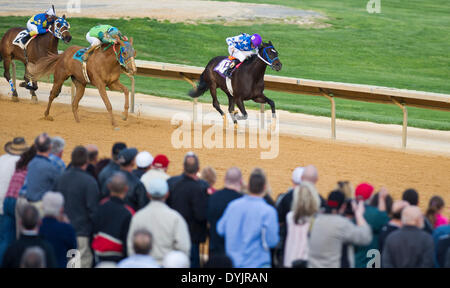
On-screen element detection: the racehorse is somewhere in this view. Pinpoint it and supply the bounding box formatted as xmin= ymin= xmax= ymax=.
xmin=28 ymin=38 xmax=136 ymax=127
xmin=188 ymin=41 xmax=282 ymax=127
xmin=0 ymin=15 xmax=71 ymax=102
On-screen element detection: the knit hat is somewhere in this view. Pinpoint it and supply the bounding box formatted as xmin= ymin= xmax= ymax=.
xmin=117 ymin=148 xmax=138 ymax=166
xmin=355 ymin=183 xmax=374 ymax=201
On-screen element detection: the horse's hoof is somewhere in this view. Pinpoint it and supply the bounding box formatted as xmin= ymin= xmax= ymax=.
xmin=270 ymin=121 xmax=277 ymax=131
xmin=121 ymin=113 xmax=128 ymax=121
xmin=44 ymin=115 xmax=54 ymax=121
xmin=31 ymin=96 xmax=38 ymax=104
xmin=19 ymin=82 xmax=26 ymax=88
xmin=11 ymin=96 xmax=19 ymax=102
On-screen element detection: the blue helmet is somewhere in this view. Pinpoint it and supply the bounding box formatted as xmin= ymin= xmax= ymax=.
xmin=107 ymin=27 xmax=119 ymax=37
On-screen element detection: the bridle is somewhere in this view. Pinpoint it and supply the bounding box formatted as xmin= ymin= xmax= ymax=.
xmin=51 ymin=18 xmax=70 ymax=39
xmin=257 ymin=45 xmax=279 ymax=67
xmin=112 ymin=42 xmax=135 ymax=71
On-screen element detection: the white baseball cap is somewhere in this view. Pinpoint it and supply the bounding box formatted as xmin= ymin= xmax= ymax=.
xmin=145 ymin=178 xmax=169 ymax=198
xmin=135 ymin=151 xmax=153 ymax=168
xmin=291 ymin=167 xmax=304 ymax=185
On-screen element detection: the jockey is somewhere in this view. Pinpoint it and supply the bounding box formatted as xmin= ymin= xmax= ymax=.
xmin=224 ymin=33 xmax=262 ymax=77
xmin=83 ymin=24 xmax=122 ymax=60
xmin=22 ymin=7 xmax=57 ymax=45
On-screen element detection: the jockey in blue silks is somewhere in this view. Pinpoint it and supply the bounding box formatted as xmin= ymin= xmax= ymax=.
xmin=21 ymin=7 xmax=57 ymax=45
xmin=224 ymin=33 xmax=262 ymax=77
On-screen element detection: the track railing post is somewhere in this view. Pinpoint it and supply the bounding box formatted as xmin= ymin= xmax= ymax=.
xmin=180 ymin=73 xmax=198 ymax=122
xmin=320 ymin=90 xmax=336 ymax=139
xmin=260 ymin=103 xmax=265 ymax=129
xmin=392 ymin=98 xmax=408 ymax=148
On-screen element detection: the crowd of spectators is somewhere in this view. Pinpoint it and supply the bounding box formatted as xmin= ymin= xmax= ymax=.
xmin=0 ymin=133 xmax=449 ymax=268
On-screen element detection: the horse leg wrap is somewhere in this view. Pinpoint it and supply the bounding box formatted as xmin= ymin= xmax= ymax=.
xmin=9 ymin=79 xmax=14 ymax=92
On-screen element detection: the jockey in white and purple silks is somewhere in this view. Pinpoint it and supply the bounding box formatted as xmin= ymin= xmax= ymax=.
xmin=224 ymin=33 xmax=262 ymax=77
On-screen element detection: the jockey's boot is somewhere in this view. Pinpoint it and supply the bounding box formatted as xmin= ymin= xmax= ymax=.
xmin=20 ymin=34 xmax=31 ymax=46
xmin=224 ymin=59 xmax=241 ymax=77
xmin=82 ymin=45 xmax=97 ymax=61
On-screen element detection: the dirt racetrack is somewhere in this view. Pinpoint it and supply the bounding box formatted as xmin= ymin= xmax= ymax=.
xmin=1 ymin=96 xmax=449 ymax=215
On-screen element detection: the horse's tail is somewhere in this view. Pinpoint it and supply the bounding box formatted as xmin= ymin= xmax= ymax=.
xmin=28 ymin=53 xmax=61 ymax=81
xmin=188 ymin=71 xmax=209 ymax=98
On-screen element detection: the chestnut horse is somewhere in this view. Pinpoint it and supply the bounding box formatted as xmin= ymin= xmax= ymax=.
xmin=0 ymin=16 xmax=71 ymax=102
xmin=188 ymin=41 xmax=282 ymax=126
xmin=29 ymin=39 xmax=136 ymax=127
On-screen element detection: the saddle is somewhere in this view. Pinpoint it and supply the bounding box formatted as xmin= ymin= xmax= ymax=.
xmin=72 ymin=47 xmax=92 ymax=83
xmin=214 ymin=58 xmax=242 ymax=96
xmin=12 ymin=30 xmax=35 ymax=50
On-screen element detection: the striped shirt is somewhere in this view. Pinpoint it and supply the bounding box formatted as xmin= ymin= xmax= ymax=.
xmin=5 ymin=169 xmax=27 ymax=199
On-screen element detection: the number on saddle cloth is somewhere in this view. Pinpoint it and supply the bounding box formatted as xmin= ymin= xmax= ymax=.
xmin=214 ymin=58 xmax=232 ymax=78
xmin=73 ymin=48 xmax=89 ymax=63
xmin=12 ymin=30 xmax=33 ymax=49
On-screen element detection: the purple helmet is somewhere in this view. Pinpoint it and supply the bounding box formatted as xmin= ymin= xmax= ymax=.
xmin=251 ymin=34 xmax=262 ymax=47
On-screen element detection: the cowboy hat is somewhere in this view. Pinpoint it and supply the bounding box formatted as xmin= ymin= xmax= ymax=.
xmin=4 ymin=137 xmax=29 ymax=156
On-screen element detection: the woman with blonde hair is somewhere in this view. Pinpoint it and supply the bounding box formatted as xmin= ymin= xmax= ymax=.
xmin=283 ymin=182 xmax=319 ymax=267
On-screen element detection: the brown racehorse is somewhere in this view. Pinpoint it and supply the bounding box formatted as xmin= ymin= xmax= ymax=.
xmin=0 ymin=15 xmax=71 ymax=102
xmin=29 ymin=39 xmax=137 ymax=127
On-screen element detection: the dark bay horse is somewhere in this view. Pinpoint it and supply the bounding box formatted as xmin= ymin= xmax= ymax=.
xmin=0 ymin=16 xmax=71 ymax=102
xmin=29 ymin=39 xmax=136 ymax=127
xmin=188 ymin=41 xmax=282 ymax=127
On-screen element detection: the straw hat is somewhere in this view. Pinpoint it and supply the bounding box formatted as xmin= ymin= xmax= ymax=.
xmin=4 ymin=137 xmax=29 ymax=156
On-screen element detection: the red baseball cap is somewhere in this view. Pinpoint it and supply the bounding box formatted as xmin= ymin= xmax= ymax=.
xmin=152 ymin=154 xmax=169 ymax=169
xmin=355 ymin=183 xmax=374 ymax=201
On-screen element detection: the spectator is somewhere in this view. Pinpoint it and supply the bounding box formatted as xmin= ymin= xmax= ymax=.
xmin=353 ymin=184 xmax=390 ymax=268
xmin=0 ymin=137 xmax=28 ymax=218
xmin=39 ymin=192 xmax=77 ymax=268
xmin=436 ymin=234 xmax=450 ymax=268
xmin=402 ymin=188 xmax=433 ymax=233
xmin=0 ymin=144 xmax=35 ymax=265
xmin=26 ymin=133 xmax=60 ymax=214
xmin=2 ymin=205 xmax=57 ymax=268
xmin=217 ymin=169 xmax=279 ymax=268
xmin=92 ymin=172 xmax=133 ymax=263
xmin=382 ymin=206 xmax=434 ymax=268
xmin=250 ymin=167 xmax=276 ymax=206
xmin=274 ymin=166 xmax=303 ymax=266
xmin=162 ymin=250 xmax=190 ymax=268
xmin=207 ymin=167 xmax=243 ymax=257
xmin=283 ymin=182 xmax=319 ymax=268
xmin=102 ymin=148 xmax=148 ymax=211
xmin=204 ymin=255 xmax=233 ymax=268
xmin=119 ymin=229 xmax=160 ymax=268
xmin=54 ymin=146 xmax=99 ymax=268
xmin=432 ymin=224 xmax=450 ymax=267
xmin=379 ymin=200 xmax=409 ymax=253
xmin=20 ymin=246 xmax=47 ymax=268
xmin=336 ymin=180 xmax=354 ymax=199
xmin=141 ymin=154 xmax=170 ymax=187
xmin=86 ymin=144 xmax=99 ymax=179
xmin=49 ymin=136 xmax=66 ymax=173
xmin=98 ymin=142 xmax=127 ymax=190
xmin=426 ymin=196 xmax=448 ymax=229
xmin=132 ymin=151 xmax=153 ymax=179
xmin=127 ymin=177 xmax=190 ymax=265
xmin=167 ymin=152 xmax=208 ymax=268
xmin=308 ymin=190 xmax=372 ymax=268
xmin=201 ymin=166 xmax=217 ymax=195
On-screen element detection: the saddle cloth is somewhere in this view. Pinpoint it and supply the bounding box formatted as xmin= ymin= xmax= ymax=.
xmin=73 ymin=47 xmax=89 ymax=63
xmin=214 ymin=58 xmax=232 ymax=78
xmin=12 ymin=30 xmax=35 ymax=49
